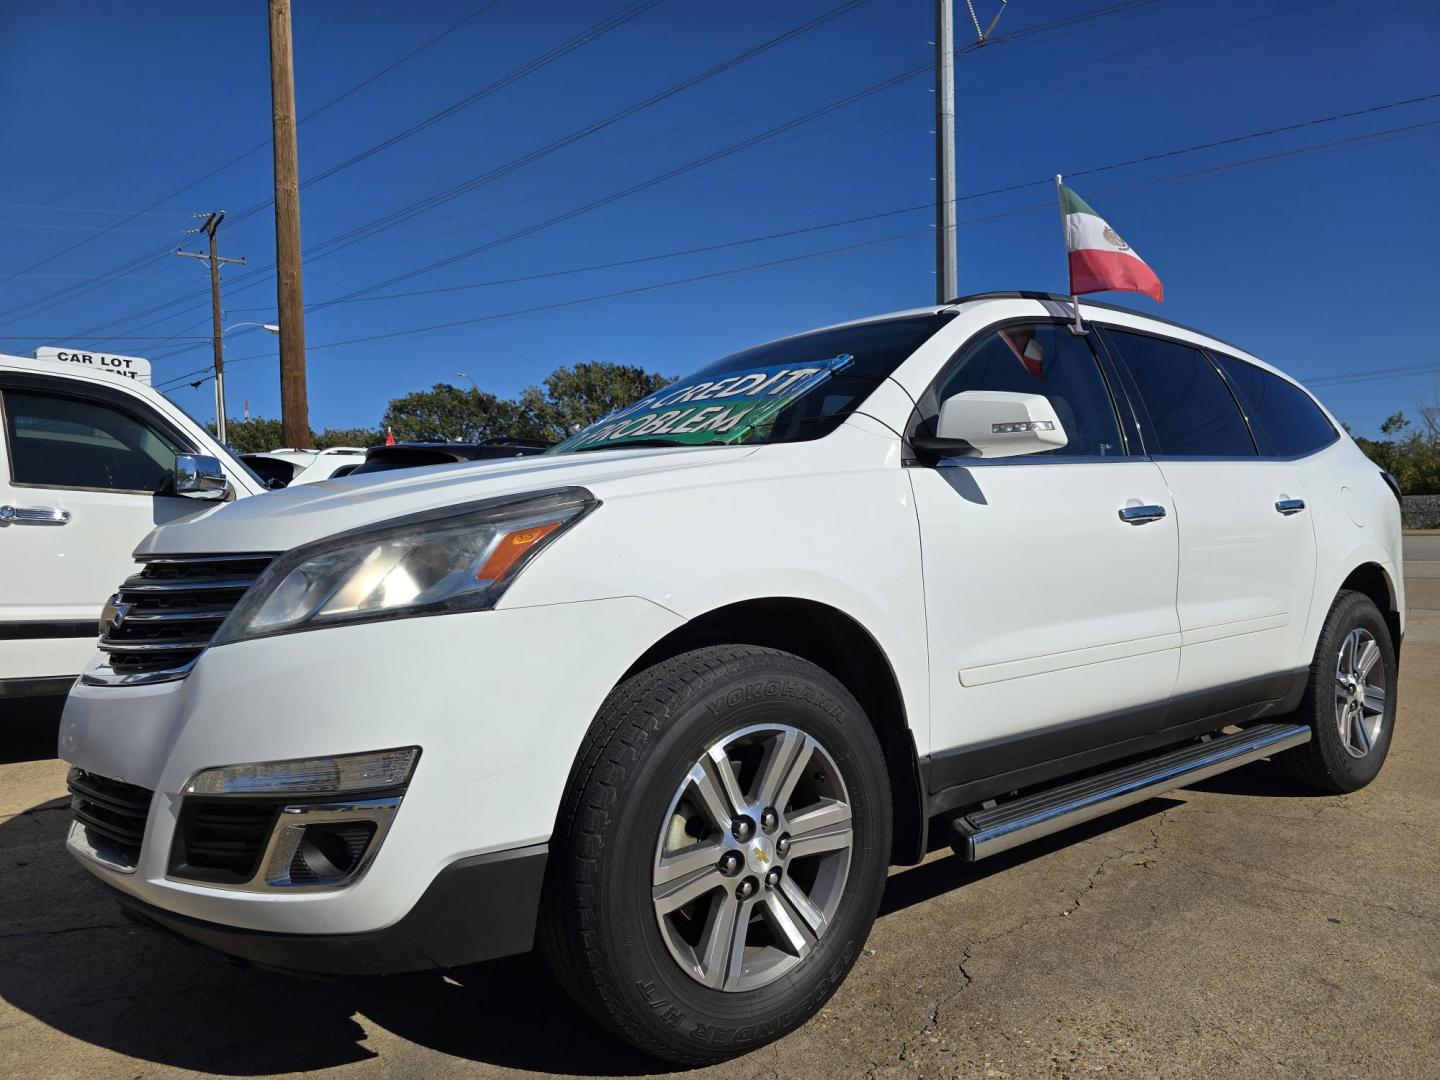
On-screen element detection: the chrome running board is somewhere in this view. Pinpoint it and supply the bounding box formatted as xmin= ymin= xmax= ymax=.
xmin=949 ymin=722 xmax=1311 ymax=861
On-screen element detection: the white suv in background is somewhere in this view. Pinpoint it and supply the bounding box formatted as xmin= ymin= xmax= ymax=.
xmin=57 ymin=293 xmax=1402 ymax=1064
xmin=0 ymin=356 xmax=263 ymax=701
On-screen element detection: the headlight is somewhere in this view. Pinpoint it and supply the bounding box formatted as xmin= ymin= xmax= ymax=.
xmin=215 ymin=487 xmax=596 ymax=643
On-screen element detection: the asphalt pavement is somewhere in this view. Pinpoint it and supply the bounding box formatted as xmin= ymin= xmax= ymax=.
xmin=2 ymin=542 xmax=1437 ymax=1079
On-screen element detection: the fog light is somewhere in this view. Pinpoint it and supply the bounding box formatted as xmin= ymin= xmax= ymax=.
xmin=289 ymin=821 xmax=378 ymax=884
xmin=183 ymin=747 xmax=419 ymax=796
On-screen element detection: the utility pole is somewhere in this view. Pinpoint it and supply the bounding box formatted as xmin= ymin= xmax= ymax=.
xmin=933 ymin=0 xmax=958 ymax=304
xmin=268 ymin=0 xmax=310 ymax=449
xmin=934 ymin=2 xmax=1009 ymax=303
xmin=177 ymin=212 xmax=245 ymax=445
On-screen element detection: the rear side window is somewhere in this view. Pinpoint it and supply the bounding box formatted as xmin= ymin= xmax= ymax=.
xmin=3 ymin=390 xmax=182 ymax=492
xmin=922 ymin=322 xmax=1126 ymax=457
xmin=1102 ymin=330 xmax=1256 ymax=457
xmin=1213 ymin=353 xmax=1337 ymax=458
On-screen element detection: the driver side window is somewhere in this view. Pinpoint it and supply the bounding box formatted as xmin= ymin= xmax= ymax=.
xmin=3 ymin=389 xmax=182 ymax=493
xmin=929 ymin=322 xmax=1127 ymax=457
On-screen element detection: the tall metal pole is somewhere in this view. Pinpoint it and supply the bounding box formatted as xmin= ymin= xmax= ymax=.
xmin=206 ymin=220 xmax=228 ymax=445
xmin=933 ymin=0 xmax=958 ymax=304
xmin=177 ymin=212 xmax=244 ymax=444
xmin=268 ymin=0 xmax=310 ymax=449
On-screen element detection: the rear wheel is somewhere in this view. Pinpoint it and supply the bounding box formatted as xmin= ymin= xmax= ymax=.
xmin=540 ymin=645 xmax=891 ymax=1064
xmin=1279 ymin=589 xmax=1397 ymax=793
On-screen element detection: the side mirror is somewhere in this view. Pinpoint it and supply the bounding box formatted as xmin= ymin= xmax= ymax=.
xmin=930 ymin=391 xmax=1068 ymax=459
xmin=174 ymin=454 xmax=228 ymax=500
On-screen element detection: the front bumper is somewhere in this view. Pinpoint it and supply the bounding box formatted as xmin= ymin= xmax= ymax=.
xmin=111 ymin=844 xmax=548 ymax=976
xmin=59 ymin=596 xmax=683 ymax=939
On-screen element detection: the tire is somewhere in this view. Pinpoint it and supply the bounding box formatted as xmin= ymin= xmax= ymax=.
xmin=1278 ymin=589 xmax=1397 ymax=794
xmin=540 ymin=645 xmax=891 ymax=1065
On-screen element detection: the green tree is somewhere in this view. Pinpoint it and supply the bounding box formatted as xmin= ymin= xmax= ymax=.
xmin=537 ymin=362 xmax=672 ymax=437
xmin=210 ymin=417 xmax=286 ymax=454
xmin=381 ymin=383 xmax=519 ymax=443
xmin=315 ymin=426 xmax=382 ymax=449
xmin=1379 ymin=412 xmax=1410 ymax=437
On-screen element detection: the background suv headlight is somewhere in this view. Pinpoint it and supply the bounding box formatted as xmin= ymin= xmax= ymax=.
xmin=215 ymin=487 xmax=596 ymax=644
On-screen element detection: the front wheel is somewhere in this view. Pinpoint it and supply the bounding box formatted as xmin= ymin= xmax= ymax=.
xmin=1279 ymin=589 xmax=1397 ymax=793
xmin=540 ymin=645 xmax=891 ymax=1065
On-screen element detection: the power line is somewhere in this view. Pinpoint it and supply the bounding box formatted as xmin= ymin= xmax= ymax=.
xmin=85 ymin=0 xmax=884 ymax=349
xmin=72 ymin=0 xmax=1156 ymax=351
xmin=0 ymin=3 xmax=502 ymax=311
xmin=253 ymin=1 xmax=1159 ymax=317
xmin=143 ymin=86 xmax=1440 ymax=367
xmin=0 ymin=0 xmax=594 ymax=328
xmin=158 ymin=113 xmax=1440 ymax=393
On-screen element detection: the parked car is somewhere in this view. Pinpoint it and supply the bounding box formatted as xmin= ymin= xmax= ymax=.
xmin=58 ymin=293 xmax=1402 ymax=1064
xmin=239 ymin=447 xmax=367 ymax=488
xmin=0 ymin=354 xmax=264 ymax=701
xmin=348 ymin=437 xmax=551 ymax=475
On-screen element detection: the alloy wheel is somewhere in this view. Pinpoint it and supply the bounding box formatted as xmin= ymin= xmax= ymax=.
xmin=1335 ymin=626 xmax=1386 ymax=758
xmin=651 ymin=723 xmax=853 ymax=992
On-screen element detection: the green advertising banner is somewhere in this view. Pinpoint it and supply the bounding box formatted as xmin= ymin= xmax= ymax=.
xmin=551 ymin=355 xmax=855 ymax=452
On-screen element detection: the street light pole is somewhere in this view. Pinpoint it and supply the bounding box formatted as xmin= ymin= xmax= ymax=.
xmin=933 ymin=0 xmax=958 ymax=304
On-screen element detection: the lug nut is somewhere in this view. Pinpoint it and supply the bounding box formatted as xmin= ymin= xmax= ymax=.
xmin=719 ymin=851 xmax=742 ymax=877
xmin=764 ymin=867 xmax=782 ymax=889
xmin=776 ymin=834 xmax=791 ymax=856
xmin=760 ymin=807 xmax=779 ymax=832
xmin=732 ymin=816 xmax=754 ymax=841
xmin=737 ymin=877 xmax=757 ymax=900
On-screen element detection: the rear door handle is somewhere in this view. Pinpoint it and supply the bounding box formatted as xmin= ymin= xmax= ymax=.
xmin=0 ymin=505 xmax=71 ymax=525
xmin=1118 ymin=504 xmax=1167 ymax=525
xmin=1275 ymin=499 xmax=1306 ymax=516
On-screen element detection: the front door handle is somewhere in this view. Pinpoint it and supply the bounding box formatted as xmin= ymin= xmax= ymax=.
xmin=1275 ymin=498 xmax=1306 ymax=516
xmin=1118 ymin=504 xmax=1167 ymax=525
xmin=0 ymin=505 xmax=71 ymax=525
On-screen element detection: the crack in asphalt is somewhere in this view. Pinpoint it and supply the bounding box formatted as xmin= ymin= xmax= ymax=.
xmin=0 ymin=804 xmax=68 ymax=827
xmin=1166 ymin=854 xmax=1438 ymax=924
xmin=0 ymin=921 xmax=130 ymax=945
xmin=902 ymin=808 xmax=1174 ymax=1057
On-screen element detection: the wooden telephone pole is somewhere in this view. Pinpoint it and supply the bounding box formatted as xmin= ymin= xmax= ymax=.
xmin=176 ymin=212 xmax=245 ymax=445
xmin=268 ymin=0 xmax=310 ymax=449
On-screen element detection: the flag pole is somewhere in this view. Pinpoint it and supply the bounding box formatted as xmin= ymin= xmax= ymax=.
xmin=1055 ymin=174 xmax=1085 ymax=335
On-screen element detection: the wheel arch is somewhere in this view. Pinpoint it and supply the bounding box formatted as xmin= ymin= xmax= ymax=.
xmin=1338 ymin=561 xmax=1403 ymax=657
xmin=622 ymin=596 xmax=929 ymax=866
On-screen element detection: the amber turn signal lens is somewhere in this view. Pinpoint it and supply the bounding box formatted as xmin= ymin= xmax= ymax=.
xmin=474 ymin=521 xmax=564 ymax=582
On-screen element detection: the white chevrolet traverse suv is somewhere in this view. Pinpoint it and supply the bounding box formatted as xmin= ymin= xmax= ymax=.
xmin=58 ymin=293 xmax=1402 ymax=1063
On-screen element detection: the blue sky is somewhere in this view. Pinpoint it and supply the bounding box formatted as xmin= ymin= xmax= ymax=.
xmin=0 ymin=0 xmax=1436 ymax=436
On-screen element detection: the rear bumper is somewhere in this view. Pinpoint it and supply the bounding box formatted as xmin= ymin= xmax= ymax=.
xmin=107 ymin=843 xmax=548 ymax=976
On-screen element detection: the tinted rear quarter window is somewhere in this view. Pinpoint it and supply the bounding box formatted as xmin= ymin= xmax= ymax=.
xmin=1102 ymin=330 xmax=1256 ymax=456
xmin=1214 ymin=353 xmax=1337 ymax=458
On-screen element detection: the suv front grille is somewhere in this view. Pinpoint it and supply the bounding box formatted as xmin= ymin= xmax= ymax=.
xmin=68 ymin=768 xmax=154 ymax=869
xmin=91 ymin=553 xmax=275 ymax=685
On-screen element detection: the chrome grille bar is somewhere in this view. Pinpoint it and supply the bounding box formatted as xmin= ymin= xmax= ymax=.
xmin=86 ymin=552 xmax=276 ymax=687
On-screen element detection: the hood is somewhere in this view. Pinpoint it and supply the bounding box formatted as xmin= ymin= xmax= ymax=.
xmin=136 ymin=444 xmax=758 ymax=556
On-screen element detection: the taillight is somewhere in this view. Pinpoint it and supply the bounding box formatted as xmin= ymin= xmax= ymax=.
xmin=1381 ymin=470 xmax=1402 ymax=504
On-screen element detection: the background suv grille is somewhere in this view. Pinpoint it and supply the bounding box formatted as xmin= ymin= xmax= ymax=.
xmin=94 ymin=553 xmax=274 ymax=684
xmin=68 ymin=768 xmax=154 ymax=867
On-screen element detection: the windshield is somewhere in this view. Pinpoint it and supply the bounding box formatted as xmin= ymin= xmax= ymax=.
xmin=547 ymin=311 xmax=953 ymax=454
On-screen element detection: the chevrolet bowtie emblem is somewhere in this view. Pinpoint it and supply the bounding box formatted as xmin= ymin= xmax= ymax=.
xmin=99 ymin=594 xmax=131 ymax=636
xmin=753 ymin=845 xmax=769 ymax=865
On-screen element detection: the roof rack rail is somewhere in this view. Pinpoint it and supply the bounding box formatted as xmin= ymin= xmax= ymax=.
xmin=942 ymin=291 xmax=1249 ymax=355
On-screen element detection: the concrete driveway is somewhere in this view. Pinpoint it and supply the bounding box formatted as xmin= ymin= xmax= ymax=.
xmin=3 ymin=544 xmax=1437 ymax=1079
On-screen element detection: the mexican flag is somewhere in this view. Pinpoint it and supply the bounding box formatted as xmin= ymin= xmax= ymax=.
xmin=1059 ymin=182 xmax=1163 ymax=303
